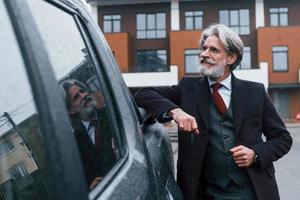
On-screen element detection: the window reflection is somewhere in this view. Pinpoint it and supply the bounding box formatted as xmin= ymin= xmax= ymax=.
xmin=272 ymin=46 xmax=288 ymax=71
xmin=27 ymin=0 xmax=121 ymax=191
xmin=185 ymin=11 xmax=203 ymax=30
xmin=270 ymin=8 xmax=288 ymax=26
xmin=60 ymin=77 xmax=117 ymax=189
xmin=185 ymin=49 xmax=200 ymax=73
xmin=237 ymin=46 xmax=251 ymax=70
xmin=136 ymin=13 xmax=166 ymax=39
xmin=219 ymin=9 xmax=250 ymax=35
xmin=136 ymin=49 xmax=168 ymax=72
xmin=0 ymin=1 xmax=51 ymax=199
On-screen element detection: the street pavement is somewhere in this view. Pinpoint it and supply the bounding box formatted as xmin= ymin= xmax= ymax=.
xmin=275 ymin=124 xmax=300 ymax=200
xmin=169 ymin=123 xmax=300 ymax=200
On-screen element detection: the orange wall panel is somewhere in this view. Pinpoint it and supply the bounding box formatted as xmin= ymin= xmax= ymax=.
xmin=170 ymin=31 xmax=202 ymax=79
xmin=104 ymin=33 xmax=131 ymax=72
xmin=257 ymin=27 xmax=300 ymax=84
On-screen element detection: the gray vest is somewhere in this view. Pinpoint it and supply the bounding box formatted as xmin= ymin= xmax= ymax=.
xmin=203 ymin=101 xmax=250 ymax=189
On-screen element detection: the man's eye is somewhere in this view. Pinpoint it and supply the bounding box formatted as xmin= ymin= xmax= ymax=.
xmin=211 ymin=48 xmax=219 ymax=53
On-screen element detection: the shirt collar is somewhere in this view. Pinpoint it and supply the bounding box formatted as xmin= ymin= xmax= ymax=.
xmin=82 ymin=120 xmax=90 ymax=130
xmin=208 ymin=74 xmax=232 ymax=91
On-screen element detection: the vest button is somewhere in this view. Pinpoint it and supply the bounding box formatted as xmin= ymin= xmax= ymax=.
xmin=226 ymin=152 xmax=231 ymax=156
xmin=223 ymin=135 xmax=229 ymax=139
xmin=190 ymin=178 xmax=195 ymax=183
xmin=202 ymin=130 xmax=207 ymax=135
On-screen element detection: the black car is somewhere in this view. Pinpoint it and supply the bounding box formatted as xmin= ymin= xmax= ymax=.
xmin=0 ymin=0 xmax=182 ymax=199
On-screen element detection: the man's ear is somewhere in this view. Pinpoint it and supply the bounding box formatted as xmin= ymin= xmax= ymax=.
xmin=227 ymin=54 xmax=238 ymax=66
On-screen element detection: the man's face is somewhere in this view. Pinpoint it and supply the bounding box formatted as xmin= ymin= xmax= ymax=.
xmin=198 ymin=36 xmax=236 ymax=80
xmin=68 ymin=85 xmax=97 ymax=120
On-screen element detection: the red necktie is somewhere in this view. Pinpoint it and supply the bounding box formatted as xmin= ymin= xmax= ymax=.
xmin=211 ymin=83 xmax=227 ymax=115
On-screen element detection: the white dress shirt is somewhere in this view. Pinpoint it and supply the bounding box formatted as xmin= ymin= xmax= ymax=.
xmin=82 ymin=120 xmax=95 ymax=144
xmin=208 ymin=74 xmax=232 ymax=109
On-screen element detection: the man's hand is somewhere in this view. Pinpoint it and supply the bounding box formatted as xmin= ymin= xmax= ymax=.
xmin=89 ymin=177 xmax=103 ymax=190
xmin=168 ymin=108 xmax=199 ymax=134
xmin=230 ymin=145 xmax=256 ymax=167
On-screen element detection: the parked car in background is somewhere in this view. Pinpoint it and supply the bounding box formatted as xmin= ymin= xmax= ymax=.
xmin=0 ymin=0 xmax=182 ymax=199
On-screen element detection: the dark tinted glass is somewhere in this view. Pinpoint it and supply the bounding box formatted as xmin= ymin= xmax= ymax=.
xmin=26 ymin=0 xmax=121 ymax=191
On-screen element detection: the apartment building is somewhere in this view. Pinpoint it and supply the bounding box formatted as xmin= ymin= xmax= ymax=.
xmin=0 ymin=114 xmax=49 ymax=198
xmin=87 ymin=0 xmax=300 ymax=121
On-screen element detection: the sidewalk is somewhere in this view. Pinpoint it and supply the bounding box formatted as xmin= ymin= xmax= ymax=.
xmin=285 ymin=122 xmax=300 ymax=128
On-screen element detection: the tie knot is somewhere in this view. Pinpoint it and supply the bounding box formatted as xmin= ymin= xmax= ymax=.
xmin=89 ymin=120 xmax=98 ymax=128
xmin=211 ymin=82 xmax=223 ymax=92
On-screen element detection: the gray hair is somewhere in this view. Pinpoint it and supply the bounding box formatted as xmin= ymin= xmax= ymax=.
xmin=199 ymin=24 xmax=244 ymax=70
xmin=60 ymin=79 xmax=90 ymax=111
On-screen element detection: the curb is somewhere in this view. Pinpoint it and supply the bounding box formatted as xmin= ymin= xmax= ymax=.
xmin=285 ymin=123 xmax=300 ymax=128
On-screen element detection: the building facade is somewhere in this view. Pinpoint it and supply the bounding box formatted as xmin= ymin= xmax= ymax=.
xmin=87 ymin=0 xmax=300 ymax=121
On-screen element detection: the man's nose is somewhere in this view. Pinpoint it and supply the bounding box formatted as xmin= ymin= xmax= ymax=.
xmin=200 ymin=49 xmax=209 ymax=58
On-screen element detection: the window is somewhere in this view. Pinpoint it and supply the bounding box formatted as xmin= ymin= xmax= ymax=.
xmin=1 ymin=0 xmax=52 ymax=197
xmin=219 ymin=9 xmax=250 ymax=35
xmin=270 ymin=8 xmax=288 ymax=26
xmin=237 ymin=47 xmax=251 ymax=69
xmin=137 ymin=13 xmax=166 ymax=39
xmin=103 ymin=14 xmax=121 ymax=33
xmin=185 ymin=11 xmax=203 ymax=30
xmin=8 ymin=163 xmax=28 ymax=180
xmin=185 ymin=49 xmax=200 ymax=73
xmin=0 ymin=139 xmax=15 ymax=158
xmin=136 ymin=50 xmax=167 ymax=72
xmin=272 ymin=46 xmax=288 ymax=71
xmin=27 ymin=0 xmax=121 ymax=190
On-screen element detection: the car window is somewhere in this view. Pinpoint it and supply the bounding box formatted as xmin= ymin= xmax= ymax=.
xmin=0 ymin=1 xmax=53 ymax=199
xmin=25 ymin=0 xmax=121 ymax=190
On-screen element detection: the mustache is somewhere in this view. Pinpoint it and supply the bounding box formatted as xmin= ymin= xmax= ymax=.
xmin=199 ymin=57 xmax=216 ymax=65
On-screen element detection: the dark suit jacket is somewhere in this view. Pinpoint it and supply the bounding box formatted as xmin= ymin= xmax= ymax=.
xmin=70 ymin=109 xmax=116 ymax=187
xmin=134 ymin=74 xmax=292 ymax=200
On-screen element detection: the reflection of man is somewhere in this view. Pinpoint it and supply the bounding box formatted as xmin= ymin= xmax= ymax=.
xmin=135 ymin=24 xmax=292 ymax=200
xmin=61 ymin=79 xmax=116 ymax=189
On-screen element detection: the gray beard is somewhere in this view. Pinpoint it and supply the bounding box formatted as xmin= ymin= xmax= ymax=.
xmin=198 ymin=64 xmax=225 ymax=78
xmin=79 ymin=99 xmax=97 ymax=121
xmin=197 ymin=59 xmax=226 ymax=78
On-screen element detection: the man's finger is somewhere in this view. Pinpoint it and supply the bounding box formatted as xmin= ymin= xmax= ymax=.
xmin=232 ymin=150 xmax=245 ymax=158
xmin=191 ymin=121 xmax=200 ymax=134
xmin=184 ymin=121 xmax=191 ymax=132
xmin=178 ymin=121 xmax=184 ymax=130
xmin=235 ymin=160 xmax=245 ymax=165
xmin=237 ymin=163 xmax=248 ymax=167
xmin=233 ymin=155 xmax=246 ymax=161
xmin=230 ymin=145 xmax=244 ymax=153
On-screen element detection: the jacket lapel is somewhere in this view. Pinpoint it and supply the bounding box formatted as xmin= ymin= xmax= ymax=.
xmin=195 ymin=77 xmax=211 ymax=130
xmin=232 ymin=75 xmax=247 ymax=137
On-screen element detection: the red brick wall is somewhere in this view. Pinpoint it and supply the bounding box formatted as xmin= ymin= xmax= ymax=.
xmin=104 ymin=32 xmax=131 ymax=72
xmin=257 ymin=27 xmax=300 ymax=84
xmin=170 ymin=31 xmax=201 ymax=79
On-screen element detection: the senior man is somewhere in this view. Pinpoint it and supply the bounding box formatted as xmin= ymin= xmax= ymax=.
xmin=134 ymin=24 xmax=292 ymax=200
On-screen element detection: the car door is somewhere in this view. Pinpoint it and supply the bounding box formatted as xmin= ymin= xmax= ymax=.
xmin=2 ymin=0 xmax=183 ymax=199
xmin=1 ymin=0 xmax=87 ymax=199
